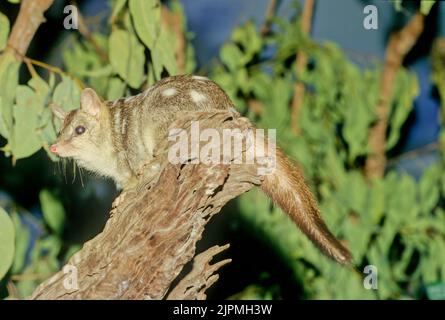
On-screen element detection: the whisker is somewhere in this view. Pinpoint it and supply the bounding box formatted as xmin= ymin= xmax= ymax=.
xmin=62 ymin=159 xmax=68 ymax=184
xmin=71 ymin=160 xmax=77 ymax=184
xmin=78 ymin=165 xmax=85 ymax=188
xmin=55 ymin=158 xmax=61 ymax=176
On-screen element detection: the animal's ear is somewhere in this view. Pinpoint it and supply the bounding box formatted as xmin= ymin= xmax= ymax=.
xmin=80 ymin=88 xmax=102 ymax=117
xmin=50 ymin=103 xmax=67 ymax=121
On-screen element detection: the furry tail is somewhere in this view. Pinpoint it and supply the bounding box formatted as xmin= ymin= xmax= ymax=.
xmin=260 ymin=147 xmax=351 ymax=264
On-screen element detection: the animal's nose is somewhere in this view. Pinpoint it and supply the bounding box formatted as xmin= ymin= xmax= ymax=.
xmin=50 ymin=144 xmax=58 ymax=154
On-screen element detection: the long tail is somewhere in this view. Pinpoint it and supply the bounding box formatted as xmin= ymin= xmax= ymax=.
xmin=260 ymin=147 xmax=352 ymax=264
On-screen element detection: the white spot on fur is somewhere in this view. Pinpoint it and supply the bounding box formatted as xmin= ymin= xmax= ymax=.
xmin=190 ymin=90 xmax=207 ymax=103
xmin=162 ymin=88 xmax=177 ymax=97
xmin=192 ymin=75 xmax=209 ymax=81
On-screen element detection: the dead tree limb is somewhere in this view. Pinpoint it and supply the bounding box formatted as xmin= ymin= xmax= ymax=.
xmin=166 ymin=244 xmax=232 ymax=300
xmin=30 ymin=112 xmax=263 ymax=299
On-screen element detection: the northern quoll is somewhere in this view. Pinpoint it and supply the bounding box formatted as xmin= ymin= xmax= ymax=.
xmin=50 ymin=75 xmax=351 ymax=264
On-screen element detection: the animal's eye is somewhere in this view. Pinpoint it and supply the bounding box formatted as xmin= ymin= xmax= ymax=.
xmin=75 ymin=125 xmax=86 ymax=135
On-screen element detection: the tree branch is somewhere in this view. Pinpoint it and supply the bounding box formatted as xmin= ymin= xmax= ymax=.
xmin=30 ymin=112 xmax=263 ymax=300
xmin=291 ymin=0 xmax=315 ymax=134
xmin=261 ymin=0 xmax=278 ymax=36
xmin=364 ymin=12 xmax=425 ymax=179
xmin=166 ymin=244 xmax=231 ymax=300
xmin=6 ymin=0 xmax=55 ymax=59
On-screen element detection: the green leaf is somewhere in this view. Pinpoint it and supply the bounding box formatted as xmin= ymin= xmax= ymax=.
xmin=0 ymin=53 xmax=20 ymax=140
xmin=386 ymin=174 xmax=419 ymax=225
xmin=5 ymin=73 xmax=51 ymax=160
xmin=129 ymin=0 xmax=160 ymax=49
xmin=38 ymin=235 xmax=62 ymax=258
xmin=0 ymin=207 xmax=15 ymax=280
xmin=425 ymin=282 xmax=445 ymax=300
xmin=232 ymin=21 xmax=262 ymax=62
xmin=220 ymin=43 xmax=243 ymax=72
xmin=387 ymin=70 xmax=418 ymax=150
xmin=109 ymin=28 xmax=145 ymax=88
xmin=340 ymin=66 xmax=378 ymax=161
xmin=28 ymin=73 xmax=51 ymax=114
xmin=419 ymin=165 xmax=440 ymax=214
xmin=76 ymin=65 xmax=113 ymax=78
xmin=0 ymin=12 xmax=10 ymax=51
xmin=39 ymin=190 xmax=66 ymax=234
xmin=392 ymin=0 xmax=403 ymax=11
xmin=8 ymin=86 xmax=42 ymax=160
xmin=185 ymin=42 xmax=197 ymax=74
xmin=152 ymin=26 xmax=178 ymax=76
xmin=64 ymin=244 xmax=81 ymax=262
xmin=420 ymin=0 xmax=436 ymax=15
xmin=110 ymin=0 xmax=127 ymax=22
xmin=11 ymin=212 xmax=30 ymax=274
xmin=107 ymin=76 xmax=127 ymax=100
xmin=52 ymin=76 xmax=81 ymax=112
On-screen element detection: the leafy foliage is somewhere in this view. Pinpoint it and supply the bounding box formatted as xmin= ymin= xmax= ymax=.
xmin=0 ymin=0 xmax=190 ymax=298
xmin=392 ymin=0 xmax=437 ymax=15
xmin=39 ymin=190 xmax=66 ymax=235
xmin=212 ymin=11 xmax=444 ymax=299
xmin=0 ymin=207 xmax=15 ymax=280
xmin=0 ymin=13 xmax=9 ymax=52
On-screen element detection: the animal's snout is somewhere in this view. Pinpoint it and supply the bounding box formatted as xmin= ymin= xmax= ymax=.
xmin=50 ymin=144 xmax=58 ymax=154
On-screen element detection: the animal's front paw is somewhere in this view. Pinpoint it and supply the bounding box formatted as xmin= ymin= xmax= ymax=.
xmin=112 ymin=191 xmax=127 ymax=209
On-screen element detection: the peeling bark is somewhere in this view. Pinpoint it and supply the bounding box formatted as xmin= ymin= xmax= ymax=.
xmin=166 ymin=244 xmax=231 ymax=300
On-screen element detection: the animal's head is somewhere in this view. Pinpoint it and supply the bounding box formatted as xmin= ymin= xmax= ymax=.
xmin=50 ymin=88 xmax=111 ymax=166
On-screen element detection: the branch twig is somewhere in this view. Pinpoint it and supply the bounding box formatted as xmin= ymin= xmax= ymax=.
xmin=7 ymin=45 xmax=85 ymax=88
xmin=167 ymin=244 xmax=232 ymax=300
xmin=261 ymin=0 xmax=278 ymax=36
